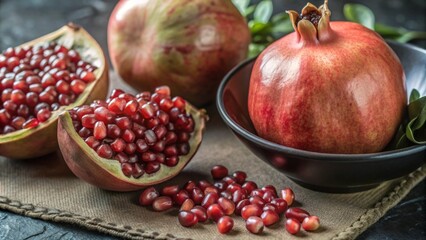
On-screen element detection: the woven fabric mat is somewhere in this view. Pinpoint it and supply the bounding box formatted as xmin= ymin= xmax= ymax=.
xmin=1 ymin=73 xmax=425 ymax=240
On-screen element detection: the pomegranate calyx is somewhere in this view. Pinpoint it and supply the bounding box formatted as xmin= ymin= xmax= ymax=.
xmin=287 ymin=0 xmax=333 ymax=44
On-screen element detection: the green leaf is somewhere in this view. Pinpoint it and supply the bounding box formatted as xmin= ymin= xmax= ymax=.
xmin=410 ymin=89 xmax=421 ymax=103
xmin=271 ymin=12 xmax=289 ymax=23
xmin=232 ymin=0 xmax=250 ymax=15
xmin=343 ymin=4 xmax=375 ymax=30
xmin=408 ymin=96 xmax=426 ymax=120
xmin=406 ymin=117 xmax=426 ymax=144
xmin=374 ymin=23 xmax=406 ymax=38
xmin=254 ymin=0 xmax=273 ymax=23
xmin=249 ymin=20 xmax=273 ymax=35
xmin=244 ymin=5 xmax=256 ymax=17
xmin=248 ymin=43 xmax=267 ymax=58
xmin=395 ymin=31 xmax=426 ymax=43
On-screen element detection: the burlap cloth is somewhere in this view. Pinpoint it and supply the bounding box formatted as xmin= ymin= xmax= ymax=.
xmin=0 ymin=72 xmax=425 ymax=240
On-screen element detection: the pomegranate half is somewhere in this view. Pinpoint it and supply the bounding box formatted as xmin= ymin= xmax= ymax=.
xmin=248 ymin=1 xmax=406 ymax=154
xmin=57 ymin=88 xmax=207 ymax=191
xmin=108 ymin=0 xmax=251 ymax=106
xmin=0 ymin=24 xmax=109 ymax=159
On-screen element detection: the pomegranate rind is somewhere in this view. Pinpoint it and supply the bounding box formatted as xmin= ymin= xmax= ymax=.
xmin=57 ymin=103 xmax=207 ymax=191
xmin=0 ymin=24 xmax=109 ymax=159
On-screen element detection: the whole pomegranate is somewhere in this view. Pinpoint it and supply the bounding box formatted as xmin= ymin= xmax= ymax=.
xmin=108 ymin=0 xmax=251 ymax=106
xmin=248 ymin=1 xmax=406 ymax=154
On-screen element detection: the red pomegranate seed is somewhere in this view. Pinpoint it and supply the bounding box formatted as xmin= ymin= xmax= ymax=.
xmin=207 ymin=204 xmax=224 ymax=222
xmin=211 ymin=165 xmax=228 ymax=180
xmin=285 ymin=218 xmax=301 ymax=235
xmin=94 ymin=106 xmax=115 ymax=123
xmin=165 ymin=156 xmax=179 ymax=167
xmin=242 ymin=181 xmax=258 ymax=194
xmin=241 ymin=204 xmax=263 ymax=220
xmin=0 ymin=109 xmax=11 ymax=125
xmin=261 ymin=209 xmax=279 ymax=227
xmin=110 ymin=138 xmax=126 ymax=153
xmin=140 ymin=103 xmax=155 ymax=119
xmin=81 ymin=114 xmax=96 ymax=128
xmin=11 ymin=116 xmax=25 ymax=129
xmin=263 ymin=203 xmax=278 ymax=213
xmin=85 ymin=136 xmax=100 ymax=149
xmin=218 ymin=197 xmax=235 ymax=215
xmin=178 ymin=210 xmax=198 ymax=228
xmin=116 ymin=116 xmax=132 ymax=130
xmin=270 ymin=198 xmax=288 ymax=214
xmin=124 ymin=142 xmax=137 ymax=155
xmin=123 ymin=100 xmax=138 ymax=115
xmin=220 ymin=190 xmax=232 ymax=200
xmin=201 ymin=192 xmax=219 ymax=209
xmin=107 ymin=124 xmax=121 ymax=138
xmin=56 ymin=80 xmax=70 ymax=94
xmin=262 ymin=191 xmax=275 ymax=203
xmin=236 ymin=199 xmax=251 ymax=216
xmin=250 ymin=189 xmax=265 ymax=198
xmin=222 ymin=176 xmax=236 ymax=185
xmin=190 ymin=206 xmax=208 ymax=223
xmin=190 ymin=187 xmax=204 ymax=205
xmin=232 ymin=189 xmax=247 ymax=203
xmin=159 ymin=98 xmax=173 ymax=112
xmin=78 ymin=127 xmax=91 ymax=138
xmin=285 ymin=208 xmax=310 ymax=223
xmin=183 ymin=181 xmax=197 ymax=192
xmin=93 ymin=121 xmax=107 ymax=140
xmin=232 ymin=171 xmax=247 ymax=184
xmin=80 ymin=71 xmax=95 ymax=82
xmin=198 ymin=180 xmax=213 ymax=191
xmin=155 ymin=86 xmax=170 ymax=96
xmin=11 ymin=89 xmax=25 ymax=104
xmin=139 ymin=187 xmax=160 ymax=206
xmin=108 ymin=97 xmax=126 ymax=113
xmin=217 ymin=216 xmax=233 ymax=234
xmin=70 ymin=79 xmax=86 ymax=94
xmin=144 ymin=129 xmax=157 ymax=145
xmin=36 ymin=108 xmax=51 ymax=122
xmin=152 ymin=196 xmax=173 ymax=212
xmin=281 ymin=188 xmax=295 ymax=206
xmin=161 ymin=185 xmax=180 ymax=196
xmin=249 ymin=196 xmax=267 ymax=207
xmin=122 ymin=129 xmax=135 ymax=143
xmin=96 ymin=144 xmax=113 ymax=159
xmin=214 ymin=181 xmax=228 ymax=192
xmin=22 ymin=118 xmax=39 ymax=129
xmin=227 ymin=183 xmax=243 ymax=193
xmin=262 ymin=185 xmax=278 ymax=197
xmin=302 ymin=216 xmax=320 ymax=231
xmin=246 ymin=216 xmax=264 ymax=234
xmin=204 ymin=186 xmax=219 ymax=195
xmin=174 ymin=190 xmax=190 ymax=206
xmin=180 ymin=199 xmax=195 ymax=211
xmin=172 ymin=96 xmax=186 ymax=111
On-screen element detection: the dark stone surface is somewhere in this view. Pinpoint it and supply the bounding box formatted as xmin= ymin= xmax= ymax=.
xmin=0 ymin=0 xmax=425 ymax=239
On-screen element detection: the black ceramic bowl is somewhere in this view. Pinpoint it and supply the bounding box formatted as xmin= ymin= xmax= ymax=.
xmin=217 ymin=41 xmax=426 ymax=193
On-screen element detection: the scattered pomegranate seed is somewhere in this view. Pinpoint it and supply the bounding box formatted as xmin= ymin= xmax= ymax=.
xmin=302 ymin=216 xmax=320 ymax=231
xmin=152 ymin=196 xmax=173 ymax=212
xmin=161 ymin=185 xmax=180 ymax=196
xmin=217 ymin=197 xmax=235 ymax=215
xmin=217 ymin=216 xmax=234 ymax=234
xmin=261 ymin=209 xmax=280 ymax=227
xmin=285 ymin=208 xmax=310 ymax=223
xmin=190 ymin=206 xmax=208 ymax=223
xmin=246 ymin=216 xmax=264 ymax=234
xmin=174 ymin=190 xmax=190 ymax=206
xmin=139 ymin=187 xmax=159 ymax=206
xmin=281 ymin=188 xmax=295 ymax=206
xmin=236 ymin=199 xmax=251 ymax=216
xmin=207 ymin=204 xmax=225 ymax=222
xmin=180 ymin=199 xmax=195 ymax=211
xmin=178 ymin=211 xmax=198 ymax=227
xmin=242 ymin=181 xmax=258 ymax=194
xmin=232 ymin=171 xmax=247 ymax=184
xmin=285 ymin=218 xmax=301 ymax=235
xmin=241 ymin=204 xmax=262 ymax=220
xmin=270 ymin=198 xmax=288 ymax=214
xmin=211 ymin=165 xmax=228 ymax=179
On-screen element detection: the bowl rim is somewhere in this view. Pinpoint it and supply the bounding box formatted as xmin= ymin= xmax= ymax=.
xmin=216 ymin=41 xmax=426 ymax=163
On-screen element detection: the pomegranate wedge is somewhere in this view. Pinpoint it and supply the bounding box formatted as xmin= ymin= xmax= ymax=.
xmin=57 ymin=88 xmax=207 ymax=191
xmin=0 ymin=23 xmax=109 ymax=159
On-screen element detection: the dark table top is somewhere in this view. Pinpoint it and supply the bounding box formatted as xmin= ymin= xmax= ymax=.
xmin=0 ymin=0 xmax=425 ymax=239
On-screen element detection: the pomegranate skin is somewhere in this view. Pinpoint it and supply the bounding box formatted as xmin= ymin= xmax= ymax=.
xmin=108 ymin=0 xmax=250 ymax=106
xmin=248 ymin=10 xmax=406 ymax=153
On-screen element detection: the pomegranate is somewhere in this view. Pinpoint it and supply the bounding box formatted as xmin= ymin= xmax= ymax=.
xmin=57 ymin=87 xmax=207 ymax=191
xmin=248 ymin=0 xmax=406 ymax=153
xmin=0 ymin=24 xmax=108 ymax=159
xmin=108 ymin=0 xmax=251 ymax=106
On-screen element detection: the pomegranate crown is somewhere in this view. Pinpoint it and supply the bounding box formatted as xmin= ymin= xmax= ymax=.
xmin=286 ymin=0 xmax=332 ymax=44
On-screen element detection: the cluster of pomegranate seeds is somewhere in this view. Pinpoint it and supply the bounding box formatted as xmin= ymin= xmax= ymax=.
xmin=69 ymin=86 xmax=195 ymax=178
xmin=0 ymin=42 xmax=97 ymax=134
xmin=139 ymin=165 xmax=320 ymax=235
